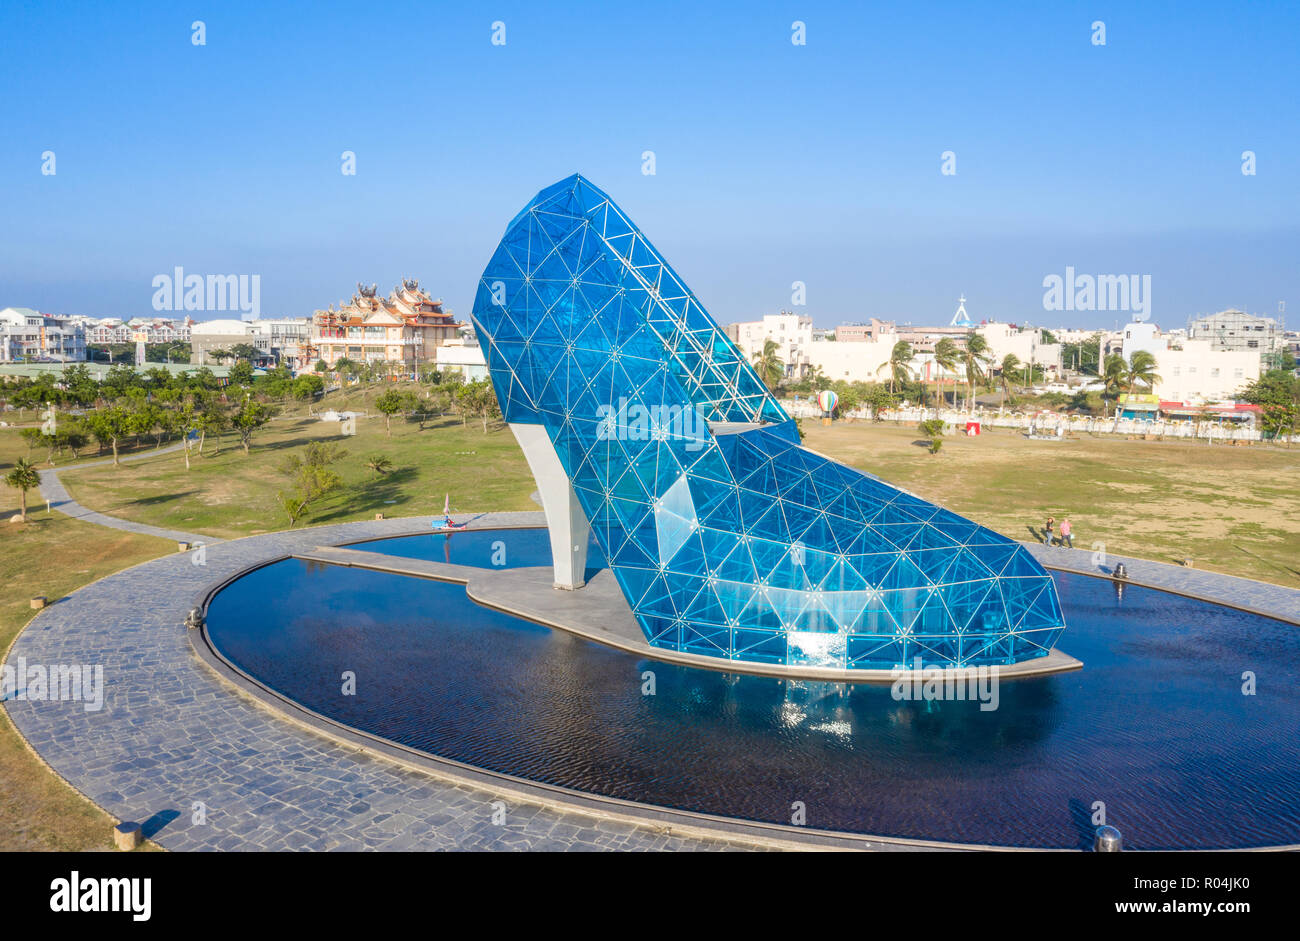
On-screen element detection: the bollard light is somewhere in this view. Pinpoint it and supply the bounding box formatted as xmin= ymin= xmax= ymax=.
xmin=1094 ymin=825 xmax=1122 ymax=852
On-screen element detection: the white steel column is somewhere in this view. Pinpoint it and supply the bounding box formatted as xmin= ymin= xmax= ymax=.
xmin=509 ymin=422 xmax=591 ymax=589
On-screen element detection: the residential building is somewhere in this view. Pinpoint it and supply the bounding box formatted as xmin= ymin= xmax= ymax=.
xmin=311 ymin=279 xmax=461 ymax=370
xmin=0 ymin=307 xmax=87 ymax=363
xmin=248 ymin=318 xmax=313 ymax=372
xmin=1187 ymin=309 xmax=1285 ymax=367
xmin=1154 ymin=339 xmax=1260 ymax=404
xmin=435 ymin=331 xmax=489 ymax=380
xmin=724 ymin=311 xmax=814 ymax=378
xmin=79 ymin=316 xmax=194 ymax=345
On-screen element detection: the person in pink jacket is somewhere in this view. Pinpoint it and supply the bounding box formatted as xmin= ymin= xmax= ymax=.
xmin=1059 ymin=517 xmax=1073 ymax=549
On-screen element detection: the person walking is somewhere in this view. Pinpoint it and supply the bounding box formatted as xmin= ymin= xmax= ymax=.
xmin=1043 ymin=516 xmax=1055 ymax=547
xmin=1059 ymin=517 xmax=1073 ymax=549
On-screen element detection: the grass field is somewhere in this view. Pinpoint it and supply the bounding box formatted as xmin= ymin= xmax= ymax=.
xmin=52 ymin=394 xmax=537 ymax=541
xmin=0 ymin=513 xmax=171 ymax=850
xmin=802 ymin=420 xmax=1300 ymax=588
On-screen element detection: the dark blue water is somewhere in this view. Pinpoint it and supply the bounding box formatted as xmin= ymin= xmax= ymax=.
xmin=209 ymin=530 xmax=1300 ymax=848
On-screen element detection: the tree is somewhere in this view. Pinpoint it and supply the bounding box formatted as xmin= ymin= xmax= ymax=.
xmin=62 ymin=363 xmax=99 ymax=408
xmin=455 ymin=380 xmax=500 ymax=432
xmin=1062 ymin=333 xmax=1103 ymax=375
xmin=20 ymin=427 xmax=57 ymax=465
xmin=877 ymin=341 xmax=915 ymax=395
xmin=918 ymin=417 xmax=945 ymax=453
xmin=1125 ymin=350 xmax=1161 ymax=393
xmin=100 ymin=365 xmax=140 ymax=399
xmin=960 ymin=334 xmax=993 ymax=412
xmin=4 ymin=458 xmax=41 ymax=522
xmin=751 ymin=339 xmax=784 ymax=390
xmin=861 ymin=384 xmax=895 ymax=420
xmin=276 ymin=441 xmax=347 ymax=526
xmin=1101 ymin=353 xmax=1127 ymax=401
xmin=932 ymin=337 xmax=960 ymax=410
xmin=1240 ymin=369 xmax=1300 ymax=443
xmin=365 ymin=454 xmax=393 ymax=475
xmin=999 ymin=353 xmax=1022 ymax=409
xmin=231 ymin=398 xmax=276 ymax=454
xmin=403 ymin=391 xmax=436 ymax=430
xmin=228 ymin=360 xmax=255 ymax=387
xmin=84 ymin=405 xmax=133 ymax=466
xmin=191 ymin=394 xmax=226 ymax=456
xmin=374 ymin=389 xmax=406 ymax=438
xmin=291 ymin=374 xmax=324 ymax=400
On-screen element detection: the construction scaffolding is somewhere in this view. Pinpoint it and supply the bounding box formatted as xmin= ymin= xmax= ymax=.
xmin=1187 ymin=308 xmax=1286 ymax=370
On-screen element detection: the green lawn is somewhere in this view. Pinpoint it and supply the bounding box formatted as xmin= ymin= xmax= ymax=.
xmin=57 ymin=389 xmax=537 ymax=540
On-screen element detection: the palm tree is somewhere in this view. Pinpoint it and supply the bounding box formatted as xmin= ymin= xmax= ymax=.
xmin=365 ymin=454 xmax=393 ymax=476
xmin=1125 ymin=350 xmax=1162 ymax=393
xmin=877 ymin=341 xmax=915 ymax=395
xmin=932 ymin=337 xmax=959 ymax=410
xmin=5 ymin=457 xmax=41 ymax=522
xmin=1101 ymin=353 xmax=1127 ymax=401
xmin=960 ymin=334 xmax=993 ymax=412
xmin=752 ymin=339 xmax=784 ymax=391
xmin=999 ymin=353 xmax=1022 ymax=410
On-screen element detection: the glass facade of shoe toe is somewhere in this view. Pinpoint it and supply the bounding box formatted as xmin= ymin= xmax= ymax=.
xmin=472 ymin=174 xmax=1066 ymax=670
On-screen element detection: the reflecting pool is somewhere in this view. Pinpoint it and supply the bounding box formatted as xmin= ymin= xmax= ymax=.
xmin=207 ymin=530 xmax=1300 ymax=848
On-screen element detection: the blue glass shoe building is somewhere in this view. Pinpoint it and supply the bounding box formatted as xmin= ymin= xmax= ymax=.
xmin=471 ymin=174 xmax=1066 ymax=671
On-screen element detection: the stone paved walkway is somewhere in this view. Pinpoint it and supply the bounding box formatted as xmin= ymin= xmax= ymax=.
xmin=3 ymin=513 xmax=783 ymax=851
xmin=37 ymin=444 xmax=212 ymax=545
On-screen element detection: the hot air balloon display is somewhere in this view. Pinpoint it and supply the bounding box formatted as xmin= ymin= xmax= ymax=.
xmin=816 ymin=389 xmax=839 ymax=414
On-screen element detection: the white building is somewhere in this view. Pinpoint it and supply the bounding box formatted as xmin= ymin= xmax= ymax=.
xmin=435 ymin=335 xmax=489 ymax=380
xmin=975 ymin=322 xmax=1062 ymax=374
xmin=725 ymin=312 xmax=815 ymax=378
xmin=189 ymin=319 xmax=255 ymax=365
xmin=248 ymin=318 xmax=312 ymax=372
xmin=0 ymin=307 xmax=87 ymax=363
xmin=1154 ymin=340 xmax=1260 ymax=404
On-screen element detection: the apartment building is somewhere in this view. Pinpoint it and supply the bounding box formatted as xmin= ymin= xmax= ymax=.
xmin=0 ymin=307 xmax=87 ymax=363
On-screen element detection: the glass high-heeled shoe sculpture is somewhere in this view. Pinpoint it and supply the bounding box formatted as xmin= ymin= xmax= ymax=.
xmin=471 ymin=175 xmax=1065 ymax=671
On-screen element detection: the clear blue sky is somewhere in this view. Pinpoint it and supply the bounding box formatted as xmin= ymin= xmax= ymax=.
xmin=2 ymin=0 xmax=1296 ymax=331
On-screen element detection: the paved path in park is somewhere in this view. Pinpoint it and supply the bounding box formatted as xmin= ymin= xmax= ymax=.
xmin=3 ymin=513 xmax=783 ymax=852
xmin=36 ymin=444 xmax=212 ymax=545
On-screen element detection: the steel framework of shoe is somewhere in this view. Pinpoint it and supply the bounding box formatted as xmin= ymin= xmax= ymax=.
xmin=471 ymin=174 xmax=1066 ymax=671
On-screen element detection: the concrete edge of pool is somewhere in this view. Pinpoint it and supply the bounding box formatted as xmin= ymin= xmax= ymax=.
xmin=6 ymin=510 xmax=1299 ymax=851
